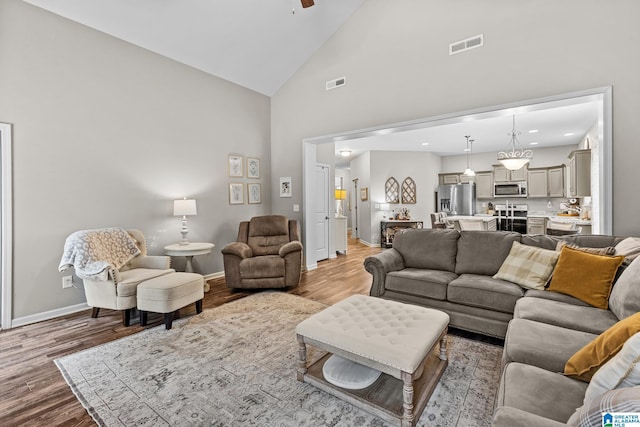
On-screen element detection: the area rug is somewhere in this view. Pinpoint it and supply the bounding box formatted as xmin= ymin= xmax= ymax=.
xmin=55 ymin=292 xmax=503 ymax=426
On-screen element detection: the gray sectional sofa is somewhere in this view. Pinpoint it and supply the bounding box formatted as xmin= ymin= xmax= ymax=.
xmin=364 ymin=229 xmax=623 ymax=338
xmin=364 ymin=228 xmax=640 ymax=425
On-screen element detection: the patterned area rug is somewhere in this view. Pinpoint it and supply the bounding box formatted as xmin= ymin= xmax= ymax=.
xmin=55 ymin=292 xmax=503 ymax=426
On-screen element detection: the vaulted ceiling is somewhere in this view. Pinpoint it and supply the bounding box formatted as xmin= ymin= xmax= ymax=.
xmin=22 ymin=0 xmax=365 ymax=96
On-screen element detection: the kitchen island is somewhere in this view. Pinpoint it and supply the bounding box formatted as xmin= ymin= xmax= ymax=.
xmin=447 ymin=215 xmax=497 ymax=231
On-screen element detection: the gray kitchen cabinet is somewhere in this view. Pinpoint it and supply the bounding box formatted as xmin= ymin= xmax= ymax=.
xmin=548 ymin=166 xmax=565 ymax=197
xmin=568 ymin=149 xmax=591 ymax=197
xmin=475 ymin=172 xmax=493 ymax=198
xmin=527 ymin=168 xmax=548 ymax=198
xmin=440 ymin=174 xmax=460 ymax=185
xmin=527 ymin=217 xmax=547 ymax=235
xmin=493 ymin=165 xmax=528 ymax=182
xmin=459 ymin=174 xmax=474 ymax=184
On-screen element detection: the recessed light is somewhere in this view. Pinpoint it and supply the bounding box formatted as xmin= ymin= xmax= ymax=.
xmin=530 ymin=142 xmax=539 ymax=145
xmin=564 ymin=132 xmax=575 ymax=137
xmin=528 ymin=129 xmax=539 ymax=133
xmin=463 ymin=148 xmax=471 ymax=152
xmin=339 ymin=150 xmax=351 ymax=157
xmin=421 ymin=142 xmax=430 ymax=146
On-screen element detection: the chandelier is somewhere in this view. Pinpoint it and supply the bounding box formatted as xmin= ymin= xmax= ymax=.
xmin=497 ymin=115 xmax=533 ymax=171
xmin=463 ymin=135 xmax=475 ymax=177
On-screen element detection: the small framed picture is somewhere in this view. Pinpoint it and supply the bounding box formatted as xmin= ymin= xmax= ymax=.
xmin=229 ymin=183 xmax=244 ymax=204
xmin=280 ymin=177 xmax=292 ymax=198
xmin=247 ymin=157 xmax=260 ymax=179
xmin=360 ymin=187 xmax=369 ymax=201
xmin=248 ymin=183 xmax=261 ymax=204
xmin=228 ymin=155 xmax=243 ymax=177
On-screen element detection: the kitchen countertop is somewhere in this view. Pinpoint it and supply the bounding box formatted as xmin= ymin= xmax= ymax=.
xmin=447 ymin=215 xmax=497 ymax=222
xmin=527 ymin=212 xmax=591 ymax=225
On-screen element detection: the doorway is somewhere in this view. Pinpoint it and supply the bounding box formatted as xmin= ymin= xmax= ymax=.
xmin=314 ymin=164 xmax=330 ymax=262
xmin=302 ymin=87 xmax=612 ymax=264
xmin=0 ymin=123 xmax=13 ymax=330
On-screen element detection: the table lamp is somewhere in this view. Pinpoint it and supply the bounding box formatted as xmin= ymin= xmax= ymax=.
xmin=335 ymin=189 xmax=347 ymax=216
xmin=173 ymin=198 xmax=197 ymax=245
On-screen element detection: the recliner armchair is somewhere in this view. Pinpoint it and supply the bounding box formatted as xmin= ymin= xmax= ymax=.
xmin=222 ymin=215 xmax=303 ymax=289
xmin=79 ymin=229 xmax=175 ymax=326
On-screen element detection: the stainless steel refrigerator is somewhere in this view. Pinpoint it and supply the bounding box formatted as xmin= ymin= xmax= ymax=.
xmin=437 ymin=183 xmax=476 ymax=216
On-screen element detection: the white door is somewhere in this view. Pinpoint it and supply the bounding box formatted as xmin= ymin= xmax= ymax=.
xmin=314 ymin=164 xmax=330 ymax=262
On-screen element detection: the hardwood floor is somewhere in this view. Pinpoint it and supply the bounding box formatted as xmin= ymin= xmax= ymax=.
xmin=0 ymin=237 xmax=381 ymax=427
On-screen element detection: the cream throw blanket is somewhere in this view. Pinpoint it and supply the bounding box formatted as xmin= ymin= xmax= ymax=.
xmin=58 ymin=228 xmax=141 ymax=281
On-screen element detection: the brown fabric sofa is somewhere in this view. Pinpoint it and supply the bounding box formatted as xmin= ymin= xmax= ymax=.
xmin=222 ymin=215 xmax=303 ymax=289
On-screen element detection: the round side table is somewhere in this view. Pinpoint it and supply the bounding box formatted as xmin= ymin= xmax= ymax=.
xmin=164 ymin=242 xmax=215 ymax=292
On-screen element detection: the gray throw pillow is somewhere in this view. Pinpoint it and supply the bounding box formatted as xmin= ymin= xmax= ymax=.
xmin=609 ymin=256 xmax=640 ymax=320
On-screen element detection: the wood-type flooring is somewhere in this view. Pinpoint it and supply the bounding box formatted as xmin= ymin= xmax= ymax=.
xmin=0 ymin=236 xmax=381 ymax=427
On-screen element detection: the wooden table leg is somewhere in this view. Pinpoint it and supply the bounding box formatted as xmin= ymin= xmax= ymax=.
xmin=439 ymin=333 xmax=448 ymax=361
xmin=401 ymin=371 xmax=415 ymax=427
xmin=296 ymin=334 xmax=307 ymax=381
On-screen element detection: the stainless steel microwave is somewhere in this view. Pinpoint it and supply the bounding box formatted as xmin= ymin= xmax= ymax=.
xmin=494 ymin=181 xmax=527 ymax=197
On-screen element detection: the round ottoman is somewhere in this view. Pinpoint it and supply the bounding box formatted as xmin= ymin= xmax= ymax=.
xmin=137 ymin=272 xmax=204 ymax=329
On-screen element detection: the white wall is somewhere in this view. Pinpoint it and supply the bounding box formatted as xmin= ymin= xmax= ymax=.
xmin=348 ymin=152 xmax=371 ymax=243
xmin=0 ymin=0 xmax=271 ymax=322
xmin=271 ymin=0 xmax=640 ymax=238
xmin=369 ymin=151 xmax=441 ymax=243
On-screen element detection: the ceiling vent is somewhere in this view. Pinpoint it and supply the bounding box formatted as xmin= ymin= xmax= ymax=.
xmin=449 ymin=34 xmax=484 ymax=55
xmin=326 ymin=76 xmax=346 ymax=91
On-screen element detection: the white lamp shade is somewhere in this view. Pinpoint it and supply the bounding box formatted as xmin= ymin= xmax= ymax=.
xmin=499 ymin=158 xmax=530 ymax=171
xmin=173 ymin=199 xmax=197 ymax=216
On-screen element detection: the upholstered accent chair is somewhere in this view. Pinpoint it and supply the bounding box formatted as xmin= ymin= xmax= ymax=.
xmin=222 ymin=215 xmax=303 ymax=289
xmin=430 ymin=212 xmax=454 ymax=229
xmin=82 ymin=230 xmax=175 ymax=326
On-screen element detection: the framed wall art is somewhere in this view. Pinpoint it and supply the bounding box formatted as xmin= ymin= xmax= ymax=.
xmin=360 ymin=187 xmax=369 ymax=201
xmin=229 ymin=183 xmax=244 ymax=204
xmin=228 ymin=155 xmax=243 ymax=177
xmin=280 ymin=177 xmax=292 ymax=198
xmin=247 ymin=183 xmax=261 ymax=204
xmin=247 ymin=157 xmax=260 ymax=179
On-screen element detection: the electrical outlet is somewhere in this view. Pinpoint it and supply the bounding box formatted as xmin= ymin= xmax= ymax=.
xmin=62 ymin=275 xmax=73 ymax=289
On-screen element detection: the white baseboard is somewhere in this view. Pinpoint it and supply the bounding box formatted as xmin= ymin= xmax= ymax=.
xmin=358 ymin=240 xmax=376 ymax=247
xmin=11 ymin=302 xmax=90 ymax=328
xmin=9 ymin=271 xmax=227 ymax=329
xmin=203 ymin=271 xmax=225 ymax=281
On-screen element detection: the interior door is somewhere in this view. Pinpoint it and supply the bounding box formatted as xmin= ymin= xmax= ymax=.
xmin=314 ymin=164 xmax=330 ymax=262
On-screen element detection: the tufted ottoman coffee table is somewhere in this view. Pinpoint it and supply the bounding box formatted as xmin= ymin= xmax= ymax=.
xmin=295 ymin=294 xmax=449 ymax=426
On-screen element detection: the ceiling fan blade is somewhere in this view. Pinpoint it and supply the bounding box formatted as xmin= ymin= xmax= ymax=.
xmin=301 ymin=0 xmax=315 ymax=8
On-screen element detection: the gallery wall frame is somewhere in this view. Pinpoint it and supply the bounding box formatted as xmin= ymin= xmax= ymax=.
xmin=229 ymin=182 xmax=244 ymax=204
xmin=248 ymin=183 xmax=261 ymax=204
xmin=228 ymin=155 xmax=243 ymax=177
xmin=247 ymin=157 xmax=260 ymax=179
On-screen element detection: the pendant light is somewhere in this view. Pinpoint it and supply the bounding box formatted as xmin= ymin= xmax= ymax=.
xmin=463 ymin=135 xmax=476 ymax=177
xmin=497 ymin=115 xmax=533 ymax=170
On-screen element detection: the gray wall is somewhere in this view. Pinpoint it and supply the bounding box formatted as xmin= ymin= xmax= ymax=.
xmin=271 ymin=0 xmax=640 ymax=238
xmin=0 ymin=0 xmax=271 ymax=321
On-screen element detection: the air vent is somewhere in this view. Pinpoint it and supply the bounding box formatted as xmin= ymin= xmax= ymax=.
xmin=326 ymin=76 xmax=346 ymax=91
xmin=449 ymin=34 xmax=484 ymax=55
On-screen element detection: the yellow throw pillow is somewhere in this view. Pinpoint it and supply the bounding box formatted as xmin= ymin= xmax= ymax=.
xmin=565 ymin=312 xmax=640 ymax=382
xmin=547 ymin=246 xmax=624 ymax=309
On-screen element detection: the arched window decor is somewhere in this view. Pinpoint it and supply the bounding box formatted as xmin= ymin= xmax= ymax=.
xmin=401 ymin=177 xmax=417 ymax=204
xmin=385 ymin=177 xmax=399 ymax=203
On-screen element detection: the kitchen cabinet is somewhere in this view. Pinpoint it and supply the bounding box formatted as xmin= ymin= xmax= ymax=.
xmin=526 ymin=166 xmax=565 ymax=198
xmin=475 ymin=171 xmax=493 ymax=198
xmin=493 ymin=165 xmax=528 ymax=182
xmin=459 ymin=174 xmax=474 ymax=184
xmin=548 ymin=166 xmax=565 ymax=197
xmin=527 ymin=217 xmax=547 ymax=234
xmin=527 ymin=169 xmax=548 ymax=198
xmin=439 ymin=174 xmax=460 ymax=185
xmin=568 ymin=149 xmax=591 ymax=197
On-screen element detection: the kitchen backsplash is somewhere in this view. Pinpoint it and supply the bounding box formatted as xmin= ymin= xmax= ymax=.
xmin=475 ymin=197 xmax=570 ymax=215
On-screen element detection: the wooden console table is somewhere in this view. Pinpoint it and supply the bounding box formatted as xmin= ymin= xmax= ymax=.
xmin=380 ymin=220 xmax=423 ymax=248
